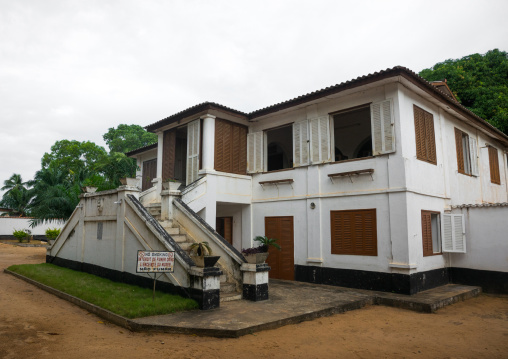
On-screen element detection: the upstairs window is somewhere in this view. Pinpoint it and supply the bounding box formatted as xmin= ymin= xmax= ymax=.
xmin=333 ymin=106 xmax=372 ymax=161
xmin=266 ymin=125 xmax=293 ymax=171
xmin=454 ymin=128 xmax=478 ymax=176
xmin=414 ymin=105 xmax=436 ymax=164
xmin=488 ymin=146 xmax=501 ymax=184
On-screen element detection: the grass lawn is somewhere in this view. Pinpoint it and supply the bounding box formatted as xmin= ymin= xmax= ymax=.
xmin=8 ymin=263 xmax=198 ymax=318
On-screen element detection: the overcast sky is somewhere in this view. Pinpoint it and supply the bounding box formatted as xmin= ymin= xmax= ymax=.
xmin=1 ymin=0 xmax=507 ymax=195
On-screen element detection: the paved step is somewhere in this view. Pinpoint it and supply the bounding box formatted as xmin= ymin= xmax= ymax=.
xmin=220 ymin=282 xmax=237 ymax=293
xmin=171 ymin=234 xmax=188 ymax=243
xmin=220 ymin=292 xmax=242 ymax=302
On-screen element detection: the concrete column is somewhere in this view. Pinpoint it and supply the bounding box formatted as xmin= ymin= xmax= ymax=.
xmin=241 ymin=263 xmax=270 ymax=301
xmin=189 ymin=266 xmax=222 ymax=310
xmin=200 ymin=114 xmax=216 ymax=171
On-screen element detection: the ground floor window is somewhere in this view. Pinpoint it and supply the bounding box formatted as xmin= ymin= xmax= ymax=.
xmin=330 ymin=209 xmax=377 ymax=256
xmin=421 ymin=210 xmax=441 ymax=256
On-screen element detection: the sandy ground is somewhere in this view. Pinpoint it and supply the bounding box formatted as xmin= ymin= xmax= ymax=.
xmin=0 ymin=243 xmax=507 ymax=359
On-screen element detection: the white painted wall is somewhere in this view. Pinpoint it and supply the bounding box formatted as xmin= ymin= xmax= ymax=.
xmin=0 ymin=217 xmax=63 ymax=237
xmin=450 ymin=206 xmax=508 ymax=272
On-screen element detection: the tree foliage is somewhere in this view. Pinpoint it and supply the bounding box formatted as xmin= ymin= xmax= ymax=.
xmin=419 ymin=49 xmax=508 ymax=133
xmin=103 ymin=124 xmax=157 ymax=153
xmin=41 ymin=140 xmax=108 ymax=178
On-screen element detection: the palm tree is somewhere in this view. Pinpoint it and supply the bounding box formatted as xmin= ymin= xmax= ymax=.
xmin=0 ymin=187 xmax=32 ymax=217
xmin=1 ymin=173 xmax=27 ymax=194
xmin=28 ymin=168 xmax=79 ymax=227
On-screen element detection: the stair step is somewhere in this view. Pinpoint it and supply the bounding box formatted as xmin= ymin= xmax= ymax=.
xmin=179 ymin=242 xmax=193 ymax=251
xmin=164 ymin=227 xmax=180 ymax=235
xmin=159 ymin=219 xmax=173 ymax=228
xmin=172 ymin=234 xmax=189 ymax=243
xmin=220 ymin=282 xmax=237 ymax=293
xmin=220 ymin=292 xmax=242 ymax=302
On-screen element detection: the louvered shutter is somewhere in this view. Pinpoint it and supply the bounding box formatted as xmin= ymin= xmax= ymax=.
xmin=371 ymin=100 xmax=395 ymax=155
xmin=331 ymin=209 xmax=377 ymax=256
xmin=309 ymin=116 xmax=331 ymax=164
xmin=424 ymin=111 xmax=437 ymax=163
xmin=421 ymin=211 xmax=433 ymax=256
xmin=293 ymin=120 xmax=309 ymax=167
xmin=469 ymin=137 xmax=479 ymax=176
xmin=247 ymin=132 xmax=263 ymax=173
xmin=488 ymin=146 xmax=501 ymax=184
xmin=442 ymin=214 xmax=466 ymax=253
xmin=186 ymin=119 xmax=200 ymax=185
xmin=455 ymin=128 xmax=465 ymax=174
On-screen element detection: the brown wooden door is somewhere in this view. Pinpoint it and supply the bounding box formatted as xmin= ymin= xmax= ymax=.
xmin=265 ymin=216 xmax=294 ymax=280
xmin=216 ymin=217 xmax=233 ymax=245
xmin=141 ymin=159 xmax=157 ymax=192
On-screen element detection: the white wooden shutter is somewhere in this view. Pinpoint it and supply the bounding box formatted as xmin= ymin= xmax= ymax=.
xmin=293 ymin=120 xmax=309 ymax=167
xmin=442 ymin=214 xmax=466 ymax=253
xmin=309 ymin=116 xmax=331 ymax=164
xmin=469 ymin=137 xmax=479 ymax=176
xmin=371 ymin=100 xmax=395 ymax=155
xmin=186 ymin=119 xmax=200 ymax=185
xmin=247 ymin=132 xmax=263 ymax=173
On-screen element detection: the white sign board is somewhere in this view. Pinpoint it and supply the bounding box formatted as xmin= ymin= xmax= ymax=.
xmin=136 ymin=251 xmax=174 ymax=273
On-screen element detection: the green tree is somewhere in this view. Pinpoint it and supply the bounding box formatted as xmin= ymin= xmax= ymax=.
xmin=41 ymin=140 xmax=108 ymax=178
xmin=28 ymin=167 xmax=80 ymax=227
xmin=103 ymin=124 xmax=157 ymax=153
xmin=0 ymin=187 xmax=32 ymax=217
xmin=94 ymin=151 xmax=137 ymax=188
xmin=419 ymin=49 xmax=508 ymax=133
xmin=1 ymin=173 xmax=28 ymax=194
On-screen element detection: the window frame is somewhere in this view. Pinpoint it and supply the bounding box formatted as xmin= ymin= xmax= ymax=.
xmin=265 ymin=124 xmax=294 ymax=172
xmin=454 ymin=128 xmax=479 ymax=176
xmin=421 ymin=210 xmax=442 ymax=257
xmin=414 ymin=105 xmax=437 ymax=165
xmin=330 ymin=209 xmax=377 ymax=256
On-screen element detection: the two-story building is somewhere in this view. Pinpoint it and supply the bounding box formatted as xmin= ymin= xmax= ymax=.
xmin=128 ymin=66 xmax=508 ymax=295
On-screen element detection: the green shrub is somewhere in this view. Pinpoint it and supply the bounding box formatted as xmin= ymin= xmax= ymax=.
xmin=45 ymin=228 xmax=61 ymax=241
xmin=12 ymin=229 xmax=31 ymax=243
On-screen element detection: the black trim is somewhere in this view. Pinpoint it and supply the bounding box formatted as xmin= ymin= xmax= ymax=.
xmin=450 ymin=267 xmax=508 ymax=294
xmin=189 ymin=288 xmax=220 ymax=310
xmin=243 ymin=283 xmax=269 ymax=301
xmin=295 ymin=265 xmax=449 ymax=295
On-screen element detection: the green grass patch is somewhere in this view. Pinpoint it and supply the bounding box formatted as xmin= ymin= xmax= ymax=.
xmin=8 ymin=263 xmax=198 ymax=318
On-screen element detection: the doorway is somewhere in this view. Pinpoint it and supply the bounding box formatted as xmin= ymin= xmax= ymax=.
xmin=265 ymin=216 xmax=294 ymax=280
xmin=216 ymin=217 xmax=233 ymax=245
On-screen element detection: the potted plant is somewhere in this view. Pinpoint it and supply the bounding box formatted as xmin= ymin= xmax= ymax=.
xmin=162 ymin=178 xmax=182 ymax=191
xmin=242 ymin=236 xmax=281 ymax=264
xmin=189 ymin=241 xmax=220 ymax=267
xmin=119 ymin=177 xmax=138 ymax=186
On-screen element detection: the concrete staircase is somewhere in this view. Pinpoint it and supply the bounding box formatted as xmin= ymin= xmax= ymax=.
xmin=147 ymin=203 xmax=242 ymax=302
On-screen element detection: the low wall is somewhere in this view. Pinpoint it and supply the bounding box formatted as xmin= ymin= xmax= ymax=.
xmin=0 ymin=217 xmax=63 ymax=240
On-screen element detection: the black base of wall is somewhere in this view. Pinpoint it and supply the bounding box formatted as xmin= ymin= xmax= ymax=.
xmin=243 ymin=283 xmax=269 ymax=301
xmin=450 ymin=267 xmax=508 ymax=294
xmin=46 ymin=255 xmax=211 ymax=306
xmin=295 ymin=265 xmax=449 ymax=295
xmin=1 ymin=234 xmax=47 ymax=241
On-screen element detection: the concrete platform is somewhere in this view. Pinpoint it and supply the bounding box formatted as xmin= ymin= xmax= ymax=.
xmin=132 ymin=280 xmax=481 ymax=337
xmin=5 ymin=269 xmax=481 ymax=338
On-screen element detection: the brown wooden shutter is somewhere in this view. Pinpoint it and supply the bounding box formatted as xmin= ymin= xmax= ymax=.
xmin=414 ymin=105 xmax=436 ymax=165
xmin=330 ymin=209 xmax=377 ymax=256
xmin=489 ymin=146 xmax=501 ymax=184
xmin=141 ymin=159 xmax=157 ymax=192
xmin=455 ymin=128 xmax=465 ymax=174
xmin=421 ymin=210 xmax=433 ymax=257
xmin=162 ymin=129 xmax=176 ymax=181
xmin=425 ymin=111 xmax=437 ymax=164
xmin=214 ymin=118 xmax=247 ymax=175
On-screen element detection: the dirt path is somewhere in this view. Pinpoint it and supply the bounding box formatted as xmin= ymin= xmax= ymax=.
xmin=1 ymin=243 xmax=507 ymax=359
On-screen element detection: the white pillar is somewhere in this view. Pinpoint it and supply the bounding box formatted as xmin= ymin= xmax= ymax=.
xmin=200 ymin=114 xmax=216 ymax=171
